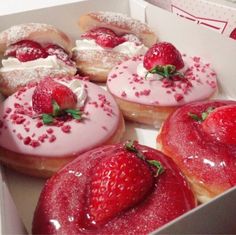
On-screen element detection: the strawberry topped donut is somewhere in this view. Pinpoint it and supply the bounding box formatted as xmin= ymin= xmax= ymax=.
xmin=32 ymin=141 xmax=196 ymax=234
xmin=73 ymin=11 xmax=157 ymax=82
xmin=107 ymin=42 xmax=218 ymax=126
xmin=158 ymin=100 xmax=236 ymax=203
xmin=0 ymin=76 xmax=124 ymax=177
xmin=0 ymin=23 xmax=77 ymax=96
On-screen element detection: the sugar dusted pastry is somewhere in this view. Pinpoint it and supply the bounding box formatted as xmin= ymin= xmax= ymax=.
xmin=0 ymin=23 xmax=77 ymax=96
xmin=0 ymin=75 xmax=124 ymax=177
xmin=73 ymin=11 xmax=157 ymax=82
xmin=107 ymin=42 xmax=218 ymax=126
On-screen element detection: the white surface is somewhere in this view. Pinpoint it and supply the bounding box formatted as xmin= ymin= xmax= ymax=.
xmin=0 ymin=0 xmax=236 ymax=234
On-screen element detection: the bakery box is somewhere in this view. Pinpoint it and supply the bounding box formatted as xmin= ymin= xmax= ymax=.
xmin=146 ymin=0 xmax=236 ymax=40
xmin=0 ymin=0 xmax=236 ymax=234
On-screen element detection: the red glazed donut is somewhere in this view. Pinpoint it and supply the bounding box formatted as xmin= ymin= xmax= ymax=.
xmin=0 ymin=76 xmax=124 ymax=177
xmin=158 ymin=100 xmax=236 ymax=203
xmin=32 ymin=142 xmax=196 ymax=234
xmin=0 ymin=23 xmax=77 ymax=96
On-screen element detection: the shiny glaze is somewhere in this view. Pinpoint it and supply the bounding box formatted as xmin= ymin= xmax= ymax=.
xmin=0 ymin=77 xmax=120 ymax=157
xmin=158 ymin=100 xmax=236 ymax=198
xmin=107 ymin=55 xmax=217 ymax=106
xmin=32 ymin=143 xmax=196 ymax=235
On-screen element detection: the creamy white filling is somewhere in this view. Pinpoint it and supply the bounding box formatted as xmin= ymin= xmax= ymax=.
xmin=0 ymin=55 xmax=74 ymax=73
xmin=59 ymin=79 xmax=87 ymax=108
xmin=73 ymin=39 xmax=148 ymax=57
xmin=137 ymin=63 xmax=156 ymax=79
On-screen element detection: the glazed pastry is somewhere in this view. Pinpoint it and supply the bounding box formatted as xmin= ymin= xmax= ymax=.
xmin=32 ymin=141 xmax=196 ymax=234
xmin=0 ymin=75 xmax=124 ymax=177
xmin=0 ymin=23 xmax=77 ymax=96
xmin=158 ymin=100 xmax=236 ymax=203
xmin=107 ymin=42 xmax=218 ymax=126
xmin=73 ymin=11 xmax=157 ymax=82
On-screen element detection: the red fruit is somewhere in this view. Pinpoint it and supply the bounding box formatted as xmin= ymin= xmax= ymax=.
xmin=202 ymin=105 xmax=236 ymax=145
xmin=5 ymin=40 xmax=48 ymax=62
xmin=143 ymin=42 xmax=184 ymax=70
xmin=88 ymin=150 xmax=154 ymax=226
xmin=44 ymin=44 xmax=74 ymax=66
xmin=32 ymin=78 xmax=77 ymax=114
xmin=81 ymin=27 xmax=126 ymax=48
xmin=229 ymin=28 xmax=236 ymax=40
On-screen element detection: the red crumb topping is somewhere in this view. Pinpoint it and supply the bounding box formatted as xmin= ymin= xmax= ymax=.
xmin=49 ymin=135 xmax=56 ymax=143
xmin=23 ymin=136 xmax=31 ymax=145
xmin=61 ymin=125 xmax=71 ymax=133
xmin=46 ymin=128 xmax=54 ymax=134
xmin=174 ymin=93 xmax=184 ymax=102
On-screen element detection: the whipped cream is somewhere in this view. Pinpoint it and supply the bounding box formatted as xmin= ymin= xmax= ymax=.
xmin=0 ymin=55 xmax=75 ymax=74
xmin=137 ymin=63 xmax=157 ymax=79
xmin=73 ymin=39 xmax=148 ymax=57
xmin=59 ymin=79 xmax=87 ymax=108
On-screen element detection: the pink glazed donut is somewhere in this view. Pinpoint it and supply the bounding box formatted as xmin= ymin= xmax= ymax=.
xmin=0 ymin=76 xmax=125 ymax=177
xmin=107 ymin=54 xmax=217 ymax=127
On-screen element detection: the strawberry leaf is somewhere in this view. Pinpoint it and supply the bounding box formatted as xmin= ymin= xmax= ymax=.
xmin=42 ymin=114 xmax=54 ymax=124
xmin=147 ymin=160 xmax=164 ymax=176
xmin=65 ymin=109 xmax=83 ymax=120
xmin=188 ymin=112 xmax=202 ymax=121
xmin=52 ymin=100 xmax=61 ymax=116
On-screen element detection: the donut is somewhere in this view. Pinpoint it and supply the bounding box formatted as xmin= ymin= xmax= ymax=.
xmin=157 ymin=100 xmax=236 ymax=203
xmin=32 ymin=141 xmax=196 ymax=234
xmin=107 ymin=42 xmax=218 ymax=126
xmin=0 ymin=23 xmax=77 ymax=96
xmin=0 ymin=75 xmax=125 ymax=177
xmin=73 ymin=11 xmax=157 ymax=82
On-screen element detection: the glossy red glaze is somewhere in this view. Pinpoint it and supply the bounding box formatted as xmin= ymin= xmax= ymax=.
xmin=32 ymin=143 xmax=196 ymax=234
xmin=158 ymin=100 xmax=236 ymax=199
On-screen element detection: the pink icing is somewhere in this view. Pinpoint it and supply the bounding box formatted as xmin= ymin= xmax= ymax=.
xmin=0 ymin=78 xmax=120 ymax=157
xmin=107 ymin=55 xmax=217 ymax=106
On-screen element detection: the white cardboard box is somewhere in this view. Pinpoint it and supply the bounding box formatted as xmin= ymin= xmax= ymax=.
xmin=0 ymin=0 xmax=236 ymax=233
xmin=147 ymin=0 xmax=236 ymax=40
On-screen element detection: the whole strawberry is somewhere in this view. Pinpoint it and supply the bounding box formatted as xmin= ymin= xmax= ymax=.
xmin=87 ymin=141 xmax=164 ymax=226
xmin=32 ymin=78 xmax=82 ymax=124
xmin=143 ymin=42 xmax=184 ymax=79
xmin=202 ymin=105 xmax=236 ymax=145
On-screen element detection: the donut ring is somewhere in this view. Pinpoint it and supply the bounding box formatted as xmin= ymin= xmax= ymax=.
xmin=32 ymin=142 xmax=196 ymax=234
xmin=0 ymin=76 xmax=125 ymax=177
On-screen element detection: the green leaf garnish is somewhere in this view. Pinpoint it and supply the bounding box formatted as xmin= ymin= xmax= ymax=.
xmin=188 ymin=106 xmax=215 ymax=122
xmin=42 ymin=114 xmax=54 ymax=124
xmin=188 ymin=112 xmax=202 ymax=121
xmin=52 ymin=100 xmax=61 ymax=116
xmin=124 ymin=140 xmax=164 ymax=177
xmin=145 ymin=64 xmax=183 ymax=80
xmin=65 ymin=109 xmax=83 ymax=120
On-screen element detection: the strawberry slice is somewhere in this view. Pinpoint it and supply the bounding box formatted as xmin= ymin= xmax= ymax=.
xmin=143 ymin=42 xmax=184 ymax=78
xmin=44 ymin=44 xmax=74 ymax=66
xmin=202 ymin=105 xmax=236 ymax=145
xmin=32 ymin=78 xmax=77 ymax=116
xmin=81 ymin=27 xmax=126 ymax=48
xmin=5 ymin=40 xmax=48 ymax=62
xmin=88 ymin=150 xmax=154 ymax=226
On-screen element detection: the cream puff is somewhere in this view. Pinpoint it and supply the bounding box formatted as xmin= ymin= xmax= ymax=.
xmin=158 ymin=100 xmax=236 ymax=203
xmin=73 ymin=11 xmax=157 ymax=82
xmin=107 ymin=42 xmax=218 ymax=127
xmin=32 ymin=141 xmax=196 ymax=234
xmin=0 ymin=23 xmax=77 ymax=96
xmin=0 ymin=75 xmax=125 ymax=177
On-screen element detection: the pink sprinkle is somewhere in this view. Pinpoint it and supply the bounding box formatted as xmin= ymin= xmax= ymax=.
xmin=49 ymin=135 xmax=56 ymax=143
xmin=46 ymin=128 xmax=53 ymax=134
xmin=36 ymin=122 xmax=43 ymax=128
xmin=23 ymin=136 xmax=31 ymax=145
xmin=30 ymin=140 xmax=40 ymax=148
xmin=15 ymin=116 xmax=26 ymax=124
xmin=17 ymin=133 xmax=23 ymax=140
xmin=135 ymin=91 xmax=140 ymax=97
xmin=6 ymin=108 xmax=12 ymax=114
xmin=111 ymin=74 xmax=117 ymax=78
xmin=174 ymin=93 xmax=184 ymax=102
xmin=61 ymin=125 xmax=71 ymax=133
xmin=121 ymin=91 xmax=127 ymax=97
xmin=193 ymin=56 xmax=200 ymax=63
xmin=24 ymin=127 xmax=30 ymax=132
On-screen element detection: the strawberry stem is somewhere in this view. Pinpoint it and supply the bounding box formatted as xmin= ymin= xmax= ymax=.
xmin=124 ymin=140 xmax=165 ymax=177
xmin=188 ymin=106 xmax=215 ymax=122
xmin=145 ymin=64 xmax=183 ymax=80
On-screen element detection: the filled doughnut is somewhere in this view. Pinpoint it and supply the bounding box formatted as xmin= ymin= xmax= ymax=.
xmin=0 ymin=75 xmax=125 ymax=177
xmin=107 ymin=42 xmax=218 ymax=126
xmin=73 ymin=11 xmax=157 ymax=82
xmin=32 ymin=141 xmax=196 ymax=234
xmin=157 ymin=100 xmax=236 ymax=203
xmin=0 ymin=23 xmax=77 ymax=96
